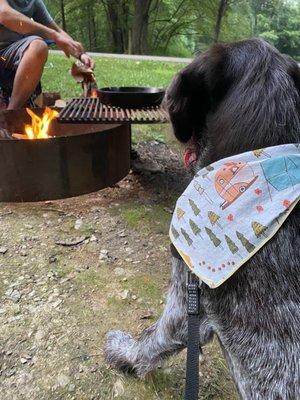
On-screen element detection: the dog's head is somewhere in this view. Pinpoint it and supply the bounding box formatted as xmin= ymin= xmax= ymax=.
xmin=166 ymin=38 xmax=300 ymax=166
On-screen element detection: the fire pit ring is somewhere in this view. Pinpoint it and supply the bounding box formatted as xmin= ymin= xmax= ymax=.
xmin=0 ymin=108 xmax=131 ymax=202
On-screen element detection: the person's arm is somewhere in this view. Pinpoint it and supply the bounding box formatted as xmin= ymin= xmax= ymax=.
xmin=46 ymin=20 xmax=95 ymax=69
xmin=0 ymin=0 xmax=83 ymax=58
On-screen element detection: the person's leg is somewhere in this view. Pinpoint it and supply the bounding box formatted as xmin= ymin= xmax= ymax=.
xmin=8 ymin=39 xmax=48 ymax=110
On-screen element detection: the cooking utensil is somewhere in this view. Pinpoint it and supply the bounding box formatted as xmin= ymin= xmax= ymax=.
xmin=97 ymin=87 xmax=165 ymax=109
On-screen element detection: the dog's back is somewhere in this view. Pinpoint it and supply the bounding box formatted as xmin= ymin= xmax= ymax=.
xmin=167 ymin=38 xmax=300 ymax=399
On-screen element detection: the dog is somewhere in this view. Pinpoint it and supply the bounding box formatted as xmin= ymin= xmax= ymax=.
xmin=105 ymin=38 xmax=300 ymax=399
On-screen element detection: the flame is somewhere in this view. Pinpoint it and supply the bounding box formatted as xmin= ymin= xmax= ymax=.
xmin=12 ymin=107 xmax=59 ymax=140
xmin=91 ymin=89 xmax=98 ymax=98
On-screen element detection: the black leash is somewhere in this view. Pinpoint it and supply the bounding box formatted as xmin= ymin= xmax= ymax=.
xmin=185 ymin=271 xmax=201 ymax=400
xmin=170 ymin=244 xmax=201 ymax=400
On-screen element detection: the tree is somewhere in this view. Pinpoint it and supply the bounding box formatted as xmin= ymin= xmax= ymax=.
xmin=189 ymin=199 xmax=200 ymax=216
xmin=189 ymin=219 xmax=203 ymax=238
xmin=253 ymin=149 xmax=271 ymax=158
xmin=213 ymin=0 xmax=228 ymax=42
xmin=132 ymin=0 xmax=153 ymax=54
xmin=249 ymin=0 xmax=300 ymax=60
xmin=149 ymin=0 xmax=199 ymax=55
xmin=208 ymin=211 xmax=222 ymax=228
xmin=101 ymin=0 xmax=131 ymax=53
xmin=171 ymin=225 xmax=180 ymax=239
xmin=43 ymin=0 xmax=300 ymax=61
xmin=181 ymin=228 xmax=193 ymax=246
xmin=205 ymin=227 xmax=222 ymax=248
xmin=225 ymin=234 xmax=242 ymax=258
xmin=60 ymin=0 xmax=67 ymax=31
xmin=251 ymin=221 xmax=268 ymax=238
xmin=176 ymin=207 xmax=186 ymax=220
xmin=236 ymin=231 xmax=255 ymax=253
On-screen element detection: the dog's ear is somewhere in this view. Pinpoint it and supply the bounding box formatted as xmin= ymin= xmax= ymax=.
xmin=166 ymin=56 xmax=211 ymax=143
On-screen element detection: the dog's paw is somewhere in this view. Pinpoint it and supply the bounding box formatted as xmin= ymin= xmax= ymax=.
xmin=104 ymin=330 xmax=137 ymax=374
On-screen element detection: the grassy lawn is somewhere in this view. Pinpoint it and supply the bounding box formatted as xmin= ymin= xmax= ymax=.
xmin=42 ymin=53 xmax=185 ymax=143
xmin=42 ymin=53 xmax=185 ymax=100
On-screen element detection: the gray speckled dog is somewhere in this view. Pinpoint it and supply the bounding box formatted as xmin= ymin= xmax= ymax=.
xmin=105 ymin=39 xmax=300 ymax=399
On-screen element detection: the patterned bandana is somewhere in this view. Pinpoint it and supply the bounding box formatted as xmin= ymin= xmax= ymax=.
xmin=170 ymin=144 xmax=300 ymax=288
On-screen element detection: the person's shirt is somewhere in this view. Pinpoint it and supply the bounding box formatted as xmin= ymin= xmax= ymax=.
xmin=0 ymin=0 xmax=53 ymax=50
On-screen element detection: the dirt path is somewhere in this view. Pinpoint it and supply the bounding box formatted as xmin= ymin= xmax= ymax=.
xmin=0 ymin=141 xmax=237 ymax=400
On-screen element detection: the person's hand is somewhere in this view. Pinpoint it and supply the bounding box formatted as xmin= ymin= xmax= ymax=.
xmin=54 ymin=31 xmax=84 ymax=59
xmin=80 ymin=53 xmax=95 ymax=70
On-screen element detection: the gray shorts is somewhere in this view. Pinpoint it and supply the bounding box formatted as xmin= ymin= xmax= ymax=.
xmin=0 ymin=35 xmax=43 ymax=71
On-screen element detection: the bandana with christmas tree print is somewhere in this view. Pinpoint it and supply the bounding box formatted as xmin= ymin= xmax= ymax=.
xmin=170 ymin=143 xmax=300 ymax=288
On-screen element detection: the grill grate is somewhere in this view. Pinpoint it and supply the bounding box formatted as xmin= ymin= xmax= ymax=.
xmin=58 ymin=98 xmax=169 ymax=124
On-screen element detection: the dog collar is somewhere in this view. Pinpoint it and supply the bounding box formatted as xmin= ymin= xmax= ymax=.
xmin=170 ymin=143 xmax=300 ymax=288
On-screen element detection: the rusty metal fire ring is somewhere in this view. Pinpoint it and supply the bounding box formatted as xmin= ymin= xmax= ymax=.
xmin=0 ymin=108 xmax=131 ymax=202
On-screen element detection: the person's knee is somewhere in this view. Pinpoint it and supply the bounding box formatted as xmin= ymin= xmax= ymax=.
xmin=27 ymin=40 xmax=48 ymax=63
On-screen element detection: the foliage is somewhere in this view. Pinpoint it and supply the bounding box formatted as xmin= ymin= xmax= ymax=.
xmin=43 ymin=0 xmax=299 ymax=59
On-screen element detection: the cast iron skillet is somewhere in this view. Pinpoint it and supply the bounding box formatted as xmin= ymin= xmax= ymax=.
xmin=97 ymin=87 xmax=165 ymax=109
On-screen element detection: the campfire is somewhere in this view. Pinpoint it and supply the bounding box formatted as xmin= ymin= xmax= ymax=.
xmin=0 ymin=107 xmax=131 ymax=202
xmin=12 ymin=107 xmax=59 ymax=140
xmin=91 ymin=89 xmax=98 ymax=98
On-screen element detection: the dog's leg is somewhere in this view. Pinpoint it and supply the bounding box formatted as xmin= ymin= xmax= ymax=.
xmin=105 ymin=256 xmax=213 ymax=377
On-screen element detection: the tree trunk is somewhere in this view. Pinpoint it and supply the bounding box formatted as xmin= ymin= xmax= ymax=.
xmin=132 ymin=0 xmax=152 ymax=54
xmin=213 ymin=0 xmax=228 ymax=43
xmin=87 ymin=5 xmax=92 ymax=51
xmin=251 ymin=0 xmax=260 ymax=36
xmin=60 ymin=0 xmax=67 ymax=31
xmin=106 ymin=1 xmax=126 ymax=53
xmin=90 ymin=2 xmax=97 ymax=51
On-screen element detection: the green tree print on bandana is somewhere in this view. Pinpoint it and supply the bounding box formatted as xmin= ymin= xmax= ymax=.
xmin=236 ymin=231 xmax=255 ymax=253
xmin=171 ymin=225 xmax=180 ymax=239
xmin=189 ymin=219 xmax=203 ymax=239
xmin=189 ymin=199 xmax=200 ymax=216
xmin=225 ymin=235 xmax=242 ymax=259
xmin=181 ymin=228 xmax=193 ymax=246
xmin=205 ymin=227 xmax=223 ymax=248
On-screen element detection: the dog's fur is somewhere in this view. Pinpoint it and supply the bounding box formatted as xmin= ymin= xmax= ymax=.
xmin=105 ymin=39 xmax=300 ymax=399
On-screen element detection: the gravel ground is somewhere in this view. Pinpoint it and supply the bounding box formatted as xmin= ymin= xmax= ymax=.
xmin=0 ymin=141 xmax=236 ymax=400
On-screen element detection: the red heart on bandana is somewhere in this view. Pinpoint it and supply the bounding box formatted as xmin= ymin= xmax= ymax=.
xmin=255 ymin=188 xmax=262 ymax=195
xmin=227 ymin=214 xmax=234 ymax=222
xmin=256 ymin=205 xmax=264 ymax=212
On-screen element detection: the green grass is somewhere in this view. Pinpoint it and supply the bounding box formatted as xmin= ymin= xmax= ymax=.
xmin=42 ymin=53 xmax=184 ymax=143
xmin=42 ymin=53 xmax=185 ymax=100
xmin=113 ymin=204 xmax=172 ymax=235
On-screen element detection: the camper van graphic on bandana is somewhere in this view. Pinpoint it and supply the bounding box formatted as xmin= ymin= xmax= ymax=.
xmin=214 ymin=161 xmax=258 ymax=209
xmin=170 ymin=144 xmax=300 ymax=288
